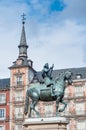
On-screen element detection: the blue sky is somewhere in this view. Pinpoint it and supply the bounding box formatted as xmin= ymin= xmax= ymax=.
xmin=0 ymin=0 xmax=86 ymax=78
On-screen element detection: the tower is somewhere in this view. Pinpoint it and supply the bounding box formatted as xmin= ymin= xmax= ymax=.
xmin=9 ymin=14 xmax=35 ymax=130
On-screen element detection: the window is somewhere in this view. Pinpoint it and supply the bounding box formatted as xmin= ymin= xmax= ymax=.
xmin=76 ymin=74 xmax=82 ymax=79
xmin=75 ymin=86 xmax=83 ymax=96
xmin=77 ymin=120 xmax=86 ymax=130
xmin=15 ymin=107 xmax=23 ymax=118
xmin=0 ymin=109 xmax=6 ymax=120
xmin=14 ymin=91 xmax=23 ymax=102
xmin=0 ymin=94 xmax=6 ymax=104
xmin=16 ymin=75 xmax=22 ymax=85
xmin=76 ymin=103 xmax=84 ymax=115
xmin=0 ymin=126 xmax=4 ymax=130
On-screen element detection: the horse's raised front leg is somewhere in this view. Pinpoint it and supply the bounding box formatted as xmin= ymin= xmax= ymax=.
xmin=59 ymin=100 xmax=67 ymax=112
xmin=29 ymin=100 xmax=40 ymax=117
xmin=56 ymin=96 xmax=60 ymax=116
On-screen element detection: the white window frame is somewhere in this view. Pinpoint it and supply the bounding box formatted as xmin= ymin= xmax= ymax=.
xmin=15 ymin=107 xmax=23 ymax=118
xmin=0 ymin=94 xmax=6 ymax=104
xmin=16 ymin=75 xmax=23 ymax=85
xmin=0 ymin=108 xmax=6 ymax=120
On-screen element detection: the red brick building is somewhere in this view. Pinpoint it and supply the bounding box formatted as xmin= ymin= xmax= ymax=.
xmin=0 ymin=78 xmax=10 ymax=130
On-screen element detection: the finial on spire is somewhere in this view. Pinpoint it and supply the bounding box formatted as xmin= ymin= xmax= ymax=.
xmin=21 ymin=13 xmax=26 ymax=24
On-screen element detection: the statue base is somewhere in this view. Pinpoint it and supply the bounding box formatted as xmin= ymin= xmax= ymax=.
xmin=23 ymin=117 xmax=69 ymax=130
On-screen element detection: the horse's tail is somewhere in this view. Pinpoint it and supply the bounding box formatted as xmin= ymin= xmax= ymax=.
xmin=24 ymin=90 xmax=29 ymax=115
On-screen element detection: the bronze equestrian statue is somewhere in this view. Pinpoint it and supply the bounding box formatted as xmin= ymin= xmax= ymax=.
xmin=24 ymin=64 xmax=72 ymax=117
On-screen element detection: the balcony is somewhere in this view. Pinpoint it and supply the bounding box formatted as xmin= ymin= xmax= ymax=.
xmin=13 ymin=81 xmax=24 ymax=90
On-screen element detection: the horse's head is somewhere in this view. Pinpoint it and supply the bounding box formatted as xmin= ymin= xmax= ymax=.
xmin=64 ymin=71 xmax=73 ymax=85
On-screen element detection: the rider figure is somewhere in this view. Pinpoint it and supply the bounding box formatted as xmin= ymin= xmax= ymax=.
xmin=42 ymin=63 xmax=54 ymax=80
xmin=42 ymin=63 xmax=55 ymax=96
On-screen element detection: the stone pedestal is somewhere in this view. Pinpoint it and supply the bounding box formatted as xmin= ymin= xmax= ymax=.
xmin=23 ymin=117 xmax=69 ymax=130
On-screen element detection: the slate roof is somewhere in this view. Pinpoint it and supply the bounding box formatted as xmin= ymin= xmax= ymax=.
xmin=0 ymin=78 xmax=10 ymax=90
xmin=37 ymin=67 xmax=86 ymax=81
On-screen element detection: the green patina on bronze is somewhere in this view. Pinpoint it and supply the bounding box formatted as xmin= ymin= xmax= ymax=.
xmin=24 ymin=63 xmax=73 ymax=117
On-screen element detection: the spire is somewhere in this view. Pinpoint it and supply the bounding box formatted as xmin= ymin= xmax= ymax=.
xmin=18 ymin=13 xmax=28 ymax=59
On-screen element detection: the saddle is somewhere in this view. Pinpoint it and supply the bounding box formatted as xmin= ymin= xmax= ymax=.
xmin=40 ymin=86 xmax=55 ymax=101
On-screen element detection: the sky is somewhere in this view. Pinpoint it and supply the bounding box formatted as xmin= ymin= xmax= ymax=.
xmin=0 ymin=0 xmax=86 ymax=78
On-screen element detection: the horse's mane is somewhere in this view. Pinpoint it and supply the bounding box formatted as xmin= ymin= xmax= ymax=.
xmin=55 ymin=72 xmax=64 ymax=83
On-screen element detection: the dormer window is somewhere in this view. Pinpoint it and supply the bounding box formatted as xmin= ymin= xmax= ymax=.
xmin=28 ymin=59 xmax=33 ymax=67
xmin=16 ymin=59 xmax=23 ymax=65
xmin=76 ymin=74 xmax=82 ymax=79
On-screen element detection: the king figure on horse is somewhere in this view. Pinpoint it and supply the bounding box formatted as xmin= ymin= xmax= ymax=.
xmin=41 ymin=63 xmax=55 ymax=96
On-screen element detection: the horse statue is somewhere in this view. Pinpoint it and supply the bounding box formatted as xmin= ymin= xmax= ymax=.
xmin=24 ymin=71 xmax=72 ymax=117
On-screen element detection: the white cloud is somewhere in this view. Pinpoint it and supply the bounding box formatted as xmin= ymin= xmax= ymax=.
xmin=61 ymin=0 xmax=86 ymax=23
xmin=28 ymin=20 xmax=86 ymax=71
